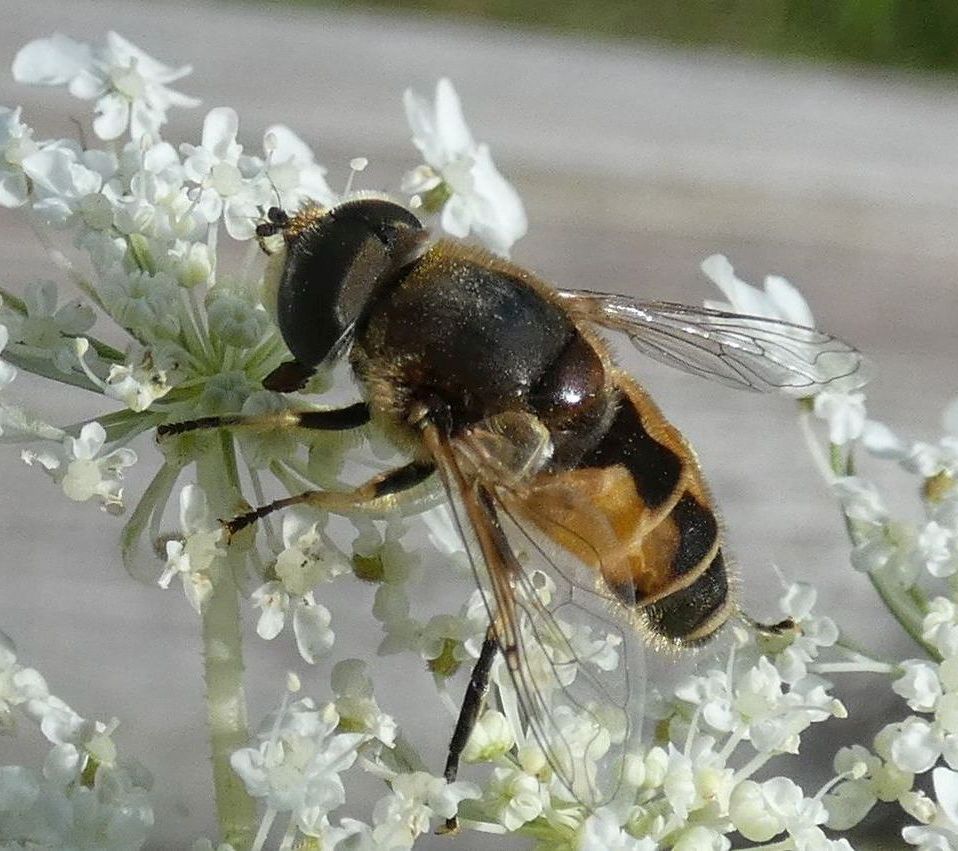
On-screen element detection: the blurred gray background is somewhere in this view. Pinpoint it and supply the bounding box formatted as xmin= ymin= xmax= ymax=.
xmin=1 ymin=0 xmax=957 ymax=847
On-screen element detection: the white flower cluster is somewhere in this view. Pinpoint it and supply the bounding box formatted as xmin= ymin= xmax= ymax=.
xmin=0 ymin=633 xmax=153 ymax=849
xmin=230 ymin=669 xmax=476 ymax=850
xmin=0 ymin=30 xmax=526 ymax=522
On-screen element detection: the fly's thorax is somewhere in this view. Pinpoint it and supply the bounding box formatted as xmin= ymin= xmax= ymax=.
xmin=353 ymin=243 xmax=580 ymax=432
xmin=528 ymin=328 xmax=617 ymax=468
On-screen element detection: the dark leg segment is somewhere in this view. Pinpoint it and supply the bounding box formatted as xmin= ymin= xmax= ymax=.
xmin=224 ymin=460 xmax=434 ymax=537
xmin=157 ymin=401 xmax=370 ymax=439
xmin=441 ymin=629 xmax=499 ymax=833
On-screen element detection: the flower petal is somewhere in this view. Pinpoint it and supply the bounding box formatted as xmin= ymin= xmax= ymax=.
xmin=293 ymin=602 xmax=334 ymax=664
xmin=93 ymin=93 xmax=131 ymax=141
xmin=12 ymin=34 xmax=92 ymax=86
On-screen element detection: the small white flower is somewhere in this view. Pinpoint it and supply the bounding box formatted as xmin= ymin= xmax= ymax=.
xmin=275 ymin=509 xmax=350 ymax=592
xmin=157 ymin=484 xmax=224 ymax=612
xmin=701 ymin=254 xmax=814 ymax=326
xmin=262 ymin=124 xmax=336 ymax=210
xmin=894 ymin=660 xmax=945 ymax=713
xmin=0 ymin=106 xmax=37 ymax=207
xmin=825 ymin=742 xmax=913 ymax=831
xmin=2 ymin=279 xmax=96 ymax=372
xmin=103 ymin=349 xmax=171 ymax=411
xmin=0 ymin=643 xmax=51 ymax=730
xmin=22 ymin=420 xmax=137 ymax=513
xmin=774 ymin=582 xmax=839 ymax=683
xmin=250 ymin=581 xmax=335 ymax=663
xmin=330 ymin=659 xmax=396 ymax=746
xmin=889 ymin=716 xmax=946 ymax=774
xmin=904 ymin=767 xmax=958 ymax=850
xmin=730 ymin=779 xmax=787 ymax=842
xmin=578 ymin=807 xmax=655 ymax=851
xmin=292 ymin=598 xmax=335 ymax=664
xmin=231 ymin=698 xmax=365 ymax=836
xmin=370 ymin=771 xmax=480 ymax=849
xmin=671 ymin=825 xmax=732 ymax=851
xmin=484 ymin=765 xmax=544 ymax=830
xmin=403 ymin=78 xmax=526 ymax=256
xmin=833 ymin=476 xmax=886 ymax=524
xmin=20 ymin=140 xmax=114 ymax=226
xmin=250 ymin=581 xmax=289 ymax=640
xmin=13 ymin=31 xmax=199 ymax=140
xmin=814 ymin=391 xmax=867 ymax=446
xmin=180 ymin=107 xmax=270 ymax=239
xmin=862 ymin=400 xmax=958 ymax=483
xmin=462 ymin=709 xmax=514 ymax=764
xmin=0 ymin=323 xmax=17 ymax=388
xmin=75 ymin=340 xmax=172 ymax=412
xmin=924 ymin=598 xmax=958 ymax=658
xmin=918 ymin=521 xmax=958 ymax=578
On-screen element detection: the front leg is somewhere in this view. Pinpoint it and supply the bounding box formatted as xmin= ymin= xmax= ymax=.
xmin=157 ymin=402 xmax=371 ymax=439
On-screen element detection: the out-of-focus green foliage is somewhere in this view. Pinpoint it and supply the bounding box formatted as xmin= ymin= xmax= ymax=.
xmin=300 ymin=0 xmax=958 ymax=72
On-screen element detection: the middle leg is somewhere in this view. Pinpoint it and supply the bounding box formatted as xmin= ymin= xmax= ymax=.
xmin=224 ymin=460 xmax=435 ymax=537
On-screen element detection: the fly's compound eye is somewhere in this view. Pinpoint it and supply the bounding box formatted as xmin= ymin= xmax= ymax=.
xmin=274 ymin=199 xmax=425 ymax=368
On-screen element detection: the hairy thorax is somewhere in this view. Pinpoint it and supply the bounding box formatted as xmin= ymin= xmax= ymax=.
xmin=350 ymin=242 xmax=616 ymax=467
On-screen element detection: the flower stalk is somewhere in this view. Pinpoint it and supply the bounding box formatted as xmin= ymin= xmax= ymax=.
xmin=197 ymin=439 xmax=257 ymax=849
xmin=828 ymin=441 xmax=935 ymax=658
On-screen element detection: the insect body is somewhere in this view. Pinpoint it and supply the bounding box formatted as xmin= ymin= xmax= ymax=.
xmin=349 ymin=233 xmax=730 ymax=647
xmin=163 ymin=196 xmax=868 ymax=810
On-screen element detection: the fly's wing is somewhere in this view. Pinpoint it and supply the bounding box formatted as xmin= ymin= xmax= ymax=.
xmin=420 ymin=417 xmax=644 ymax=809
xmin=557 ymin=289 xmax=871 ymax=396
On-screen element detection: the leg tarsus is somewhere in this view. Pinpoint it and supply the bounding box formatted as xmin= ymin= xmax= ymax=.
xmin=741 ymin=612 xmax=798 ymax=637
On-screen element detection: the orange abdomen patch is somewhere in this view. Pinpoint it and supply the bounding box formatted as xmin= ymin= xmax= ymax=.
xmin=512 ymin=372 xmax=733 ymax=646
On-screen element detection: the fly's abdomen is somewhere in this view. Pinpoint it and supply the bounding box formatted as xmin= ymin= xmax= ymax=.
xmin=514 ymin=371 xmax=732 ymax=647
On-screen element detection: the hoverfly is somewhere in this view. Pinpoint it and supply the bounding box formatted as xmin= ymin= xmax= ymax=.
xmin=159 ymin=196 xmax=868 ymax=816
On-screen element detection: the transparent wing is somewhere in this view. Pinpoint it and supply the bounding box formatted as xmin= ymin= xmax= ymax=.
xmin=557 ymin=289 xmax=872 ymax=395
xmin=420 ymin=418 xmax=643 ymax=809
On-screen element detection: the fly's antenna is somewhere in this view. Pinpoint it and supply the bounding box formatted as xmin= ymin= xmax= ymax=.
xmin=255 ymin=205 xmax=292 ymax=254
xmin=254 ymin=133 xmax=289 ymax=247
xmin=264 ymin=162 xmax=286 ymax=214
xmin=342 ymin=157 xmax=368 ymax=197
xmin=255 ymin=144 xmax=289 ymax=242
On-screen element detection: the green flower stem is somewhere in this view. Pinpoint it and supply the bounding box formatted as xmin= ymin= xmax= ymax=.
xmin=1 ymin=349 xmax=104 ymax=394
xmin=866 ymin=566 xmax=933 ymax=658
xmin=197 ymin=439 xmax=257 ymax=850
xmin=828 ymin=442 xmax=936 ymax=659
xmin=120 ymin=458 xmax=182 ymax=578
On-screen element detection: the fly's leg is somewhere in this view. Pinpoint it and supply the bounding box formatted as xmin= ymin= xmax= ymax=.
xmin=740 ymin=612 xmax=798 ymax=636
xmin=440 ymin=628 xmax=499 ymax=835
xmin=223 ymin=460 xmax=435 ymax=537
xmin=157 ymin=401 xmax=371 ymax=439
